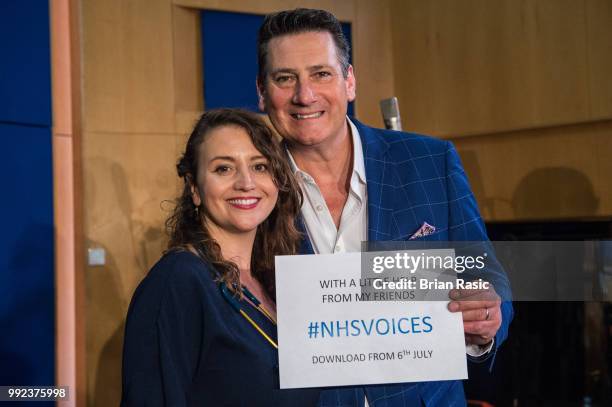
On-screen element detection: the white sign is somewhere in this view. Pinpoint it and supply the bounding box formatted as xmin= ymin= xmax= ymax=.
xmin=275 ymin=251 xmax=468 ymax=389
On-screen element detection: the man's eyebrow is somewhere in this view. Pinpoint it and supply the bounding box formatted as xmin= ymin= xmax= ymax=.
xmin=308 ymin=64 xmax=332 ymax=72
xmin=269 ymin=68 xmax=298 ymax=76
xmin=269 ymin=65 xmax=333 ymax=76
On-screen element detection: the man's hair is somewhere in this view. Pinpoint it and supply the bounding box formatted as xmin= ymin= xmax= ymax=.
xmin=257 ymin=8 xmax=351 ymax=81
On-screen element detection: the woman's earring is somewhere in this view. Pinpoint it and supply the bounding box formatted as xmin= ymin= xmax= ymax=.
xmin=195 ymin=205 xmax=199 ymax=216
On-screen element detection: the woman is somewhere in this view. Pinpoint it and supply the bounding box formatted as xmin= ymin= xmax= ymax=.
xmin=121 ymin=109 xmax=319 ymax=406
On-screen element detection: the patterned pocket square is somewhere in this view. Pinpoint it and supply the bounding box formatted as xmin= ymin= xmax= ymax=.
xmin=409 ymin=222 xmax=436 ymax=240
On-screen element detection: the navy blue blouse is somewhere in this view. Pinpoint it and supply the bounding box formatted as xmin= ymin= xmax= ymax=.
xmin=121 ymin=250 xmax=320 ymax=406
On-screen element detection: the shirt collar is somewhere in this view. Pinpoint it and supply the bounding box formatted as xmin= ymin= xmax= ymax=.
xmin=347 ymin=118 xmax=366 ymax=185
xmin=285 ymin=117 xmax=367 ymax=185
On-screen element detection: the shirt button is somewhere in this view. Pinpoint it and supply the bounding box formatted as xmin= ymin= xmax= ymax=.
xmin=335 ymin=245 xmax=341 ymax=252
xmin=316 ymin=205 xmax=323 ymax=212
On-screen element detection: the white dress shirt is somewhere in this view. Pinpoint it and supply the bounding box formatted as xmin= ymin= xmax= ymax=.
xmin=286 ymin=119 xmax=367 ymax=255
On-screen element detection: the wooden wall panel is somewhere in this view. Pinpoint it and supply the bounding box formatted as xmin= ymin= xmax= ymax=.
xmin=587 ymin=0 xmax=612 ymax=119
xmin=430 ymin=0 xmax=539 ymax=134
xmin=172 ymin=6 xmax=203 ymax=127
xmin=387 ymin=0 xmax=612 ymax=223
xmin=353 ymin=0 xmax=394 ymax=128
xmin=82 ymin=0 xmax=176 ymax=133
xmin=172 ymin=5 xmax=205 ymax=135
xmin=389 ymin=0 xmax=610 ymax=137
xmin=453 ymin=119 xmax=612 ymax=221
xmin=172 ymin=0 xmax=355 ymax=21
xmin=388 ymin=0 xmax=436 ymax=133
xmin=529 ymin=0 xmax=590 ymax=126
xmin=82 ymin=131 xmax=179 ymax=406
xmin=390 ymin=0 xmax=532 ymax=135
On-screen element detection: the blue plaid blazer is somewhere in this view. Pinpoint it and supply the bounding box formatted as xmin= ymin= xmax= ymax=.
xmin=297 ymin=120 xmax=513 ymax=407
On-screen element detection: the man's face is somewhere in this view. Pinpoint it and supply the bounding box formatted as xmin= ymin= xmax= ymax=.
xmin=257 ymin=31 xmax=356 ymax=148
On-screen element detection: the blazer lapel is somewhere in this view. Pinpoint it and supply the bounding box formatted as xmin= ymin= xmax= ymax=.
xmin=353 ymin=120 xmax=399 ymax=242
xmin=356 ymin=121 xmax=439 ymax=241
xmin=296 ymin=216 xmax=315 ymax=255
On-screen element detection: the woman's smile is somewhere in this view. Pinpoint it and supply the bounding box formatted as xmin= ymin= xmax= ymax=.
xmin=226 ymin=196 xmax=261 ymax=209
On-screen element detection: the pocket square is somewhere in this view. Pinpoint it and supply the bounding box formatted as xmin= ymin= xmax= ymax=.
xmin=409 ymin=222 xmax=436 ymax=240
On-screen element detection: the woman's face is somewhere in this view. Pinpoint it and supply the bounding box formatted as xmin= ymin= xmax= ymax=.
xmin=191 ymin=125 xmax=279 ymax=236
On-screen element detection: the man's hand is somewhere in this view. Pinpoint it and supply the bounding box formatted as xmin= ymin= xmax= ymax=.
xmin=447 ymin=287 xmax=501 ymax=346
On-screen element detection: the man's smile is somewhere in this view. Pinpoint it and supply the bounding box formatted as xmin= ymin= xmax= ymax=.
xmin=291 ymin=111 xmax=324 ymax=120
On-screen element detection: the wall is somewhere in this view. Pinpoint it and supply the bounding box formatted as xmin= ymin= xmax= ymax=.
xmin=79 ymin=1 xmax=394 ymax=405
xmin=0 ymin=0 xmax=55 ymax=394
xmin=454 ymin=119 xmax=612 ymax=222
xmin=389 ymin=0 xmax=612 ymax=221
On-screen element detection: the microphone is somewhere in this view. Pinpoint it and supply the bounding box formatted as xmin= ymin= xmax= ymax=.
xmin=379 ymin=97 xmax=402 ymax=131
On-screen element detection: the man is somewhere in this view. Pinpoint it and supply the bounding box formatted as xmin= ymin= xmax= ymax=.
xmin=256 ymin=8 xmax=513 ymax=406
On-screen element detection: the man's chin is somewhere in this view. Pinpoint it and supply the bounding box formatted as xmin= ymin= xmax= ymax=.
xmin=287 ymin=133 xmax=328 ymax=147
xmin=284 ymin=124 xmax=327 ymax=141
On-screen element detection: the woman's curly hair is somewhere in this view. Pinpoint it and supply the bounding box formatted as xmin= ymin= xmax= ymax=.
xmin=165 ymin=108 xmax=303 ymax=299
